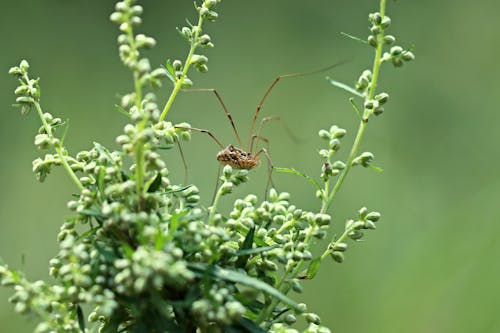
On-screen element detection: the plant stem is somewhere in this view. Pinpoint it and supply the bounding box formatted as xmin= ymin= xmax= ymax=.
xmin=34 ymin=102 xmax=83 ymax=191
xmin=320 ymin=226 xmax=353 ymax=261
xmin=320 ymin=0 xmax=386 ymax=214
xmin=158 ymin=15 xmax=204 ymax=122
xmin=125 ymin=20 xmax=147 ymax=204
xmin=208 ymin=182 xmax=223 ymax=226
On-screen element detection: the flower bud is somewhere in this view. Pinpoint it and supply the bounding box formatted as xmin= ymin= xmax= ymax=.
xmin=381 ymin=16 xmax=391 ymax=29
xmin=331 ymin=251 xmax=344 ymax=263
xmin=375 ymin=92 xmax=389 ymax=104
xmin=402 ymin=51 xmax=415 ymax=62
xmin=366 ymin=211 xmax=381 ymax=222
xmin=384 ymin=35 xmax=396 ymax=45
xmin=20 ymin=60 xmax=30 ymax=71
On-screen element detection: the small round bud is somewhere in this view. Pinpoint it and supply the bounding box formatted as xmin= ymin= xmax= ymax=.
xmin=390 ymin=46 xmax=404 ymax=56
xmin=332 ymin=242 xmax=348 ymax=252
xmin=131 ymin=5 xmax=143 ymax=15
xmin=20 ymin=60 xmax=30 ymax=71
xmin=368 ymin=35 xmax=378 ymax=47
xmin=366 ymin=211 xmax=381 ymax=222
xmin=181 ymin=77 xmax=193 ymax=88
xmin=284 ymin=314 xmax=297 ymax=325
xmin=369 ymin=12 xmax=382 ymax=25
xmin=381 ymin=16 xmax=391 ymax=29
xmin=296 ymin=303 xmax=307 ymax=314
xmin=110 ymin=12 xmax=123 ymax=23
xmin=304 ymin=313 xmax=321 ymax=325
xmin=318 ymin=129 xmax=330 ymax=140
xmin=331 ymin=251 xmax=344 ymax=263
xmin=402 ymin=51 xmax=416 ymax=62
xmin=375 ymin=92 xmax=389 ymax=104
xmin=370 ymin=25 xmax=380 ymax=35
xmin=384 ymin=35 xmax=396 ymax=45
xmin=172 ymin=60 xmax=182 ymax=71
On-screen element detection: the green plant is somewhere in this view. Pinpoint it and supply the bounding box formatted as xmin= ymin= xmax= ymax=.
xmin=1 ymin=0 xmax=413 ymax=332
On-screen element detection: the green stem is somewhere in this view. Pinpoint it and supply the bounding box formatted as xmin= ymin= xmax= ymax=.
xmin=125 ymin=17 xmax=142 ymax=108
xmin=158 ymin=15 xmax=204 ymax=122
xmin=320 ymin=0 xmax=386 ymax=214
xmin=208 ymin=182 xmax=223 ymax=226
xmin=34 ymin=102 xmax=83 ymax=191
xmin=124 ymin=21 xmax=147 ymax=203
xmin=320 ymin=226 xmax=353 ymax=261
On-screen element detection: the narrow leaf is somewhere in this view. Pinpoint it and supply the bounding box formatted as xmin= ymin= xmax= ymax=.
xmin=236 ymin=227 xmax=255 ymax=268
xmin=274 ymin=167 xmax=321 ymax=191
xmin=165 ymin=59 xmax=176 ymax=83
xmin=368 ymin=164 xmax=384 ymax=173
xmin=114 ymin=104 xmax=131 ymax=118
xmin=306 ymin=257 xmax=322 ymax=279
xmin=76 ymin=305 xmax=85 ymax=332
xmin=236 ymin=317 xmax=267 ymax=333
xmin=188 ymin=263 xmax=302 ymax=312
xmin=326 ymin=77 xmax=365 ymax=98
xmin=236 ymin=245 xmax=277 ymax=257
xmin=146 ymin=173 xmax=162 ymax=193
xmin=340 ymin=31 xmax=369 ymax=44
xmin=349 ymin=97 xmax=362 ymax=118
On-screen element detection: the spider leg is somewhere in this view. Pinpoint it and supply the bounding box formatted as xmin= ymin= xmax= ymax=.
xmin=254 ymin=148 xmax=275 ymax=199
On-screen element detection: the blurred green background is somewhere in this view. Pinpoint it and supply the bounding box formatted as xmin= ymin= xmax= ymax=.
xmin=1 ymin=0 xmax=499 ymax=332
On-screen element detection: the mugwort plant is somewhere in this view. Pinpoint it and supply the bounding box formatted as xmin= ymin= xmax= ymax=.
xmin=1 ymin=0 xmax=413 ymax=332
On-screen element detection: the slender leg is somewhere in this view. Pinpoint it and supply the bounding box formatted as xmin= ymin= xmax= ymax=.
xmin=211 ymin=164 xmax=222 ymax=206
xmin=254 ymin=148 xmax=275 ymax=199
xmin=247 ymin=61 xmax=348 ymax=149
xmin=249 ymin=135 xmax=270 ymax=154
xmin=176 ymin=139 xmax=188 ymax=184
xmin=174 ymin=126 xmax=225 ymax=149
xmin=182 ymin=88 xmax=243 ymax=148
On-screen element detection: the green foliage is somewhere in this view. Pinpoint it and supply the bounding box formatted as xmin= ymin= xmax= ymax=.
xmin=1 ymin=0 xmax=413 ymax=332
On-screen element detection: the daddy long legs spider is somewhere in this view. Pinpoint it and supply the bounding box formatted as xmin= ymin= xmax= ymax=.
xmin=175 ymin=61 xmax=345 ymax=196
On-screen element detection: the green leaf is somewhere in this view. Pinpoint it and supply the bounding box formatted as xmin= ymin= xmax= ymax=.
xmin=76 ymin=305 xmax=85 ymax=332
xmin=188 ymin=263 xmax=302 ymax=312
xmin=274 ymin=167 xmax=321 ymax=191
xmin=349 ymin=97 xmax=362 ymax=118
xmin=60 ymin=119 xmax=70 ymax=145
xmin=160 ymin=185 xmax=193 ymax=195
xmin=229 ymin=318 xmax=267 ymax=333
xmin=327 ymin=77 xmax=365 ymax=98
xmin=340 ymin=31 xmax=369 ymax=45
xmin=368 ymin=164 xmax=384 ymax=173
xmin=78 ymin=209 xmax=104 ymax=218
xmin=146 ymin=173 xmax=162 ymax=193
xmin=306 ymin=257 xmax=322 ymax=279
xmin=114 ymin=104 xmax=131 ymax=118
xmin=236 ymin=246 xmax=277 ymax=257
xmin=165 ymin=211 xmax=182 ymax=243
xmin=165 ymin=59 xmax=176 ymax=83
xmin=156 ymin=144 xmax=175 ymax=150
xmin=236 ymin=227 xmax=255 ymax=268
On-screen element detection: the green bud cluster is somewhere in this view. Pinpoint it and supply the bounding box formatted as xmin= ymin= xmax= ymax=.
xmin=9 ymin=60 xmax=40 ymax=115
xmin=318 ymin=125 xmax=347 ymax=182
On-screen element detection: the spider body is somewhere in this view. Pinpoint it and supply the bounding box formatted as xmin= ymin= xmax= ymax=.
xmin=216 ymin=144 xmax=260 ymax=170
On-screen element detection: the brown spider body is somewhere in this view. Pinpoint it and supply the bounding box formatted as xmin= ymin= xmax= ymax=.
xmin=216 ymin=144 xmax=260 ymax=170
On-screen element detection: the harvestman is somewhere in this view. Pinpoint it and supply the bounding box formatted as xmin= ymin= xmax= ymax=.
xmin=175 ymin=62 xmax=344 ymax=195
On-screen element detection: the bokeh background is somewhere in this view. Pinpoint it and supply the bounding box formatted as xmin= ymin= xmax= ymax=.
xmin=1 ymin=0 xmax=499 ymax=332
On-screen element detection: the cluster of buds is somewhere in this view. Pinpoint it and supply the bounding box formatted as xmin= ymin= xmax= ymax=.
xmin=367 ymin=11 xmax=415 ymax=67
xmin=9 ymin=60 xmax=40 ymax=115
xmin=318 ymin=125 xmax=347 ymax=181
xmin=329 ymin=207 xmax=381 ymax=263
xmin=219 ymin=165 xmax=249 ymax=195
